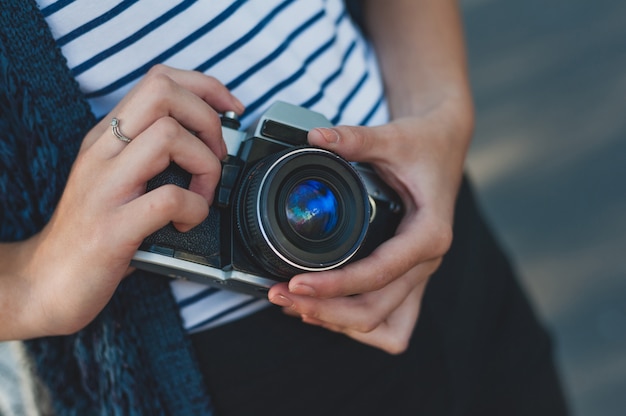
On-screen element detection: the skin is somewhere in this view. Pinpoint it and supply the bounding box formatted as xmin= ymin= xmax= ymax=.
xmin=0 ymin=1 xmax=473 ymax=356
xmin=0 ymin=65 xmax=244 ymax=340
xmin=267 ymin=0 xmax=475 ymax=354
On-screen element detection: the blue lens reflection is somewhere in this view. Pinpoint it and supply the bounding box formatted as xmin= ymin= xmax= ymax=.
xmin=286 ymin=179 xmax=339 ymax=240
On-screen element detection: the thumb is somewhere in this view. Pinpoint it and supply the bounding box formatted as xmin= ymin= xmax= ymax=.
xmin=307 ymin=125 xmax=392 ymax=163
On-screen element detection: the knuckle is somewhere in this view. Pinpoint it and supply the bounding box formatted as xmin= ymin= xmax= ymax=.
xmin=203 ymin=156 xmax=222 ymax=177
xmin=202 ymin=74 xmax=220 ymax=87
xmin=345 ymin=126 xmax=370 ymax=153
xmin=383 ymin=335 xmax=411 ymax=355
xmin=207 ymin=109 xmax=222 ymax=129
xmin=291 ymin=300 xmax=318 ymax=319
xmin=145 ymin=63 xmax=171 ymax=79
xmin=151 ymin=117 xmax=182 ymax=146
xmin=352 ymin=300 xmax=385 ymax=333
xmin=142 ymin=68 xmax=176 ymax=103
xmin=150 ymin=185 xmax=184 ymax=215
xmin=300 ymin=308 xmax=321 ymax=322
xmin=355 ymin=316 xmax=383 ymax=333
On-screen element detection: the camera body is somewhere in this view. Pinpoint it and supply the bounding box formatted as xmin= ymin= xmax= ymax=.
xmin=132 ymin=101 xmax=403 ymax=297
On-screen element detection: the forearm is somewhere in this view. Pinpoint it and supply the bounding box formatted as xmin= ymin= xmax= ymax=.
xmin=0 ymin=238 xmax=41 ymax=340
xmin=269 ymin=1 xmax=476 ymax=352
xmin=362 ymin=0 xmax=474 ymax=132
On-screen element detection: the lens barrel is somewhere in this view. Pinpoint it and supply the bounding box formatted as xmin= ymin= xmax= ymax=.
xmin=236 ymin=147 xmax=370 ymax=278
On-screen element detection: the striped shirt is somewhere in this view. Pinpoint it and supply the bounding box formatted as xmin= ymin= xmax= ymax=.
xmin=37 ymin=0 xmax=389 ymax=332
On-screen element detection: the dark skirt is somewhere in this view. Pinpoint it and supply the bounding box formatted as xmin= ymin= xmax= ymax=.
xmin=191 ymin=177 xmax=569 ymax=416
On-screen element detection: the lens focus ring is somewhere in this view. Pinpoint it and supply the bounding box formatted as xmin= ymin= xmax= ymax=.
xmin=236 ymin=147 xmax=370 ymax=279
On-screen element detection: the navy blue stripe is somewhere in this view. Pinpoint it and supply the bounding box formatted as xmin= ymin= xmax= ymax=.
xmin=334 ymin=7 xmax=346 ymax=25
xmin=176 ymin=287 xmax=220 ymax=309
xmin=330 ymin=70 xmax=369 ymax=125
xmin=299 ymin=93 xmax=323 ymax=110
xmin=84 ymin=0 xmax=248 ymax=99
xmin=193 ymin=0 xmax=295 ymax=74
xmin=244 ymin=70 xmax=302 ymax=116
xmin=244 ymin=38 xmax=357 ymax=118
xmin=312 ymin=40 xmax=358 ymax=90
xmin=298 ymin=39 xmax=357 ymax=110
xmin=304 ymin=35 xmax=338 ymax=70
xmin=188 ymin=298 xmax=261 ymax=331
xmin=56 ymin=0 xmax=141 ymax=46
xmin=293 ymin=11 xmax=348 ymax=109
xmin=359 ymin=92 xmax=385 ymax=126
xmin=71 ymin=0 xmax=196 ymax=76
xmin=41 ymin=0 xmax=74 ymax=17
xmin=225 ymin=10 xmax=324 ymax=91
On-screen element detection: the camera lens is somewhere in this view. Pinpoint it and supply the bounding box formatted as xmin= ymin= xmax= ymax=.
xmin=237 ymin=147 xmax=370 ymax=278
xmin=285 ymin=179 xmax=339 ymax=241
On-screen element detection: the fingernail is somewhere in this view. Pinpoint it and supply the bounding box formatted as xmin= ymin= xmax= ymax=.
xmin=289 ymin=284 xmax=316 ymax=297
xmin=312 ymin=128 xmax=339 ymax=144
xmin=270 ymin=294 xmax=293 ymax=308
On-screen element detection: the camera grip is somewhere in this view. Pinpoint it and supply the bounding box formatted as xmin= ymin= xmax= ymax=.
xmin=142 ymin=163 xmax=223 ymax=268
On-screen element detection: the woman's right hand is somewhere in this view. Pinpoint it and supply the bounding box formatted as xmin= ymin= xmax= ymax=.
xmin=0 ymin=65 xmax=244 ymax=340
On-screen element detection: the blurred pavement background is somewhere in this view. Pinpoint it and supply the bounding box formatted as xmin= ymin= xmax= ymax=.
xmin=462 ymin=0 xmax=626 ymax=415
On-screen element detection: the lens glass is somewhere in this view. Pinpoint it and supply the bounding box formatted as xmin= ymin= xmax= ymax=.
xmin=285 ymin=179 xmax=339 ymax=241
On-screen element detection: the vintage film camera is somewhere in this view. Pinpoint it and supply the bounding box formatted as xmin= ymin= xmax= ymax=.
xmin=132 ymin=101 xmax=403 ymax=297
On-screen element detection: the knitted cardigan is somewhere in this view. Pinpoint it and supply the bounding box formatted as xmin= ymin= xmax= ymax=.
xmin=0 ymin=2 xmax=214 ymax=414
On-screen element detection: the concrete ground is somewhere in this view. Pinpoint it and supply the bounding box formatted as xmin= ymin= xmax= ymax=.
xmin=462 ymin=0 xmax=626 ymax=414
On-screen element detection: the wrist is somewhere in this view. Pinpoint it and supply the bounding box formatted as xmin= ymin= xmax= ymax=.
xmin=392 ymin=81 xmax=473 ymax=132
xmin=394 ymin=87 xmax=475 ymax=156
xmin=389 ymin=93 xmax=474 ymax=221
xmin=0 ymin=236 xmax=44 ymax=340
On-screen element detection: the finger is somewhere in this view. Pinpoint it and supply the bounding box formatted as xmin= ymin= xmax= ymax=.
xmin=287 ymin=211 xmax=451 ymax=297
xmin=118 ymin=77 xmax=224 ymax=158
xmin=94 ymin=66 xmax=243 ymax=160
xmin=319 ymin=285 xmax=425 ymax=355
xmin=270 ymin=276 xmax=426 ymax=354
xmin=307 ymin=124 xmax=400 ymax=164
xmin=149 ymin=65 xmax=245 ymax=115
xmin=111 ymin=117 xmax=222 ymax=202
xmin=91 ymin=97 xmax=221 ymax=162
xmin=269 ymin=267 xmax=426 ymax=333
xmin=118 ymin=184 xmax=210 ymax=238
xmin=130 ymin=66 xmax=244 ymax=158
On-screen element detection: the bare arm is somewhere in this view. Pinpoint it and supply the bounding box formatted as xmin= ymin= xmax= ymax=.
xmin=269 ymin=0 xmax=474 ymax=353
xmin=364 ymin=0 xmax=473 ymax=116
xmin=0 ymin=66 xmax=243 ymax=341
xmin=0 ymin=240 xmax=38 ymax=339
xmin=363 ymin=0 xmax=474 ymax=211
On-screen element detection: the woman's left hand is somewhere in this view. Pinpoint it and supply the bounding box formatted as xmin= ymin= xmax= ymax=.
xmin=268 ymin=97 xmax=472 ymax=354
